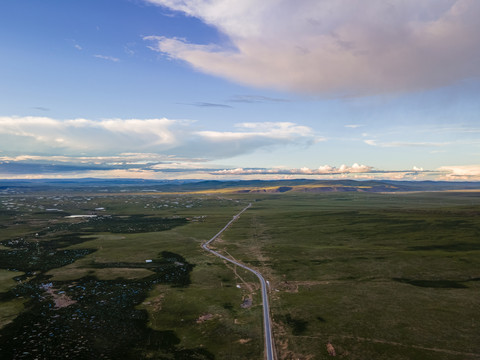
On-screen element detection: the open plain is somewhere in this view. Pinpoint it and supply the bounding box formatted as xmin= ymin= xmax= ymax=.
xmin=0 ymin=181 xmax=479 ymax=359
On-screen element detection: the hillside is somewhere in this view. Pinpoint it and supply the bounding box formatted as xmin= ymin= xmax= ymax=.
xmin=1 ymin=178 xmax=480 ymax=194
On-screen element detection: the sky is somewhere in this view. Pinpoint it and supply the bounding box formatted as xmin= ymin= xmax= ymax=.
xmin=0 ymin=0 xmax=479 ymax=181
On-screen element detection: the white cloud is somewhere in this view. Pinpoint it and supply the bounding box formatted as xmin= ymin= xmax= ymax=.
xmin=197 ymin=122 xmax=319 ymax=142
xmin=0 ymin=116 xmax=179 ymax=154
xmin=364 ymin=139 xmax=449 ymax=147
xmin=0 ymin=116 xmax=316 ymax=160
xmin=343 ymin=163 xmax=372 ymax=173
xmin=345 ymin=124 xmax=364 ymax=129
xmin=438 ymin=165 xmax=480 ymax=178
xmin=0 ymin=153 xmax=191 ymax=165
xmin=211 ymin=163 xmax=374 ymax=176
xmin=93 ymin=54 xmax=120 ymax=62
xmin=190 ymin=122 xmax=320 ymax=158
xmin=145 ymin=0 xmax=480 ymax=96
xmin=208 ymin=164 xmax=455 ymax=181
xmin=229 ymin=95 xmax=289 ymax=103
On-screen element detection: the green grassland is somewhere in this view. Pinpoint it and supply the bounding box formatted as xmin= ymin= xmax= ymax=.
xmin=0 ymin=193 xmax=263 ymax=359
xmin=0 ymin=190 xmax=479 ymax=359
xmin=218 ymin=192 xmax=480 ymax=359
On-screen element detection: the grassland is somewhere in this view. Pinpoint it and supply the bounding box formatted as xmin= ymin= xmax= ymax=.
xmin=0 ymin=188 xmax=479 ymax=359
xmin=0 ymin=193 xmax=264 ymax=359
xmin=217 ymin=192 xmax=480 ymax=359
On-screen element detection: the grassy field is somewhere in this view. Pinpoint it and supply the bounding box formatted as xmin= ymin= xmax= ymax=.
xmin=0 ymin=190 xmax=479 ymax=359
xmin=217 ymin=192 xmax=480 ymax=359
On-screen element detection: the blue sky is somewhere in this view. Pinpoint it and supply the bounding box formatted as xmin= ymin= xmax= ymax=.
xmin=1 ymin=0 xmax=479 ymax=180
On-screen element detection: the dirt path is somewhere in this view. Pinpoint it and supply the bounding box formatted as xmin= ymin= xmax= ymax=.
xmin=295 ymin=335 xmax=480 ymax=358
xmin=223 ymin=250 xmax=257 ymax=293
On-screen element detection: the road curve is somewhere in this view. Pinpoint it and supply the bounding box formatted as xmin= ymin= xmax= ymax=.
xmin=202 ymin=203 xmax=276 ymax=360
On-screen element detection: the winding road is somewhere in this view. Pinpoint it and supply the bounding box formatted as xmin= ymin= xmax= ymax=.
xmin=202 ymin=203 xmax=276 ymax=360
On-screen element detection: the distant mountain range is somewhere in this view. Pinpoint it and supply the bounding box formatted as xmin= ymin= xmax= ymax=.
xmin=1 ymin=178 xmax=480 ymax=194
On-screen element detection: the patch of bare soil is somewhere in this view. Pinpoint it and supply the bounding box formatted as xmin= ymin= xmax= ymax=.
xmin=143 ymin=294 xmax=164 ymax=312
xmin=196 ymin=313 xmax=214 ymax=323
xmin=143 ymin=294 xmax=165 ymax=326
xmin=238 ymin=338 xmax=251 ymax=344
xmin=272 ymin=318 xmax=315 ymax=360
xmin=272 ymin=317 xmax=290 ymax=358
xmin=277 ymin=280 xmax=299 ymax=293
xmin=45 ymin=287 xmax=76 ymax=309
xmin=326 ymin=342 xmax=336 ymax=356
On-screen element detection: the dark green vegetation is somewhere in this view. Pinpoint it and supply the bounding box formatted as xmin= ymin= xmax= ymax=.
xmin=0 ymin=236 xmax=94 ymax=275
xmin=0 ymin=192 xmax=263 ymax=359
xmin=51 ymin=215 xmax=188 ymax=234
xmin=0 ymin=182 xmax=479 ymax=359
xmin=0 ymin=254 xmax=207 ymax=360
xmin=0 ymin=199 xmax=205 ymax=358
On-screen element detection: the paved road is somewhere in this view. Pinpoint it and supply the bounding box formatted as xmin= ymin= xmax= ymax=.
xmin=202 ymin=203 xmax=276 ymax=360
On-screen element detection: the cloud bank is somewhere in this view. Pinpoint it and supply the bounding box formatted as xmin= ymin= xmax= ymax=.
xmin=145 ymin=0 xmax=480 ymax=96
xmin=0 ymin=156 xmax=443 ymax=181
xmin=438 ymin=165 xmax=480 ymax=179
xmin=0 ymin=117 xmax=477 ymax=180
xmin=0 ymin=116 xmax=316 ymax=159
xmin=210 ymin=164 xmax=430 ymax=176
